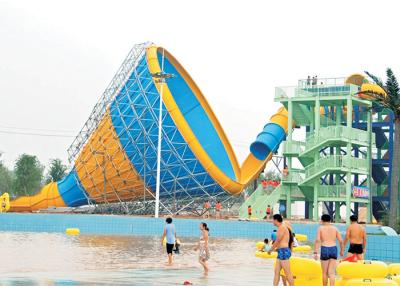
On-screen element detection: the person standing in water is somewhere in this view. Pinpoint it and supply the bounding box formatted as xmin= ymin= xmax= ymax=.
xmin=266 ymin=205 xmax=272 ymax=220
xmin=161 ymin=217 xmax=176 ymax=266
xmin=215 ymin=201 xmax=222 ymax=219
xmin=343 ymin=215 xmax=366 ymax=260
xmin=194 ymin=222 xmax=210 ymax=274
xmin=268 ymin=214 xmax=294 ymax=286
xmin=203 ymin=200 xmax=211 ymax=219
xmin=314 ymin=214 xmax=344 ymax=286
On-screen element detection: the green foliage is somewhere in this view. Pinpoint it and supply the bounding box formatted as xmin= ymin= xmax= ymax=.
xmin=380 ymin=213 xmax=400 ymax=233
xmin=13 ymin=154 xmax=44 ymax=196
xmin=261 ymin=169 xmax=281 ymax=181
xmin=0 ymin=154 xmax=13 ymax=195
xmin=364 ymin=69 xmax=400 ymax=118
xmin=45 ymin=158 xmax=67 ymax=183
xmin=364 ymin=68 xmax=400 ymax=230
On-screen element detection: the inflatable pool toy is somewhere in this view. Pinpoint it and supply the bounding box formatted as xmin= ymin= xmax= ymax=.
xmin=344 ymin=278 xmax=396 ymax=286
xmin=276 ymin=257 xmax=323 ymax=286
xmin=163 ymin=237 xmax=181 ymax=246
xmin=337 ymin=261 xmax=389 ymax=280
xmin=342 ymin=254 xmax=358 ymax=263
xmin=284 ymin=257 xmax=321 ymax=279
xmin=65 ymin=228 xmax=80 ymax=235
xmin=255 ymin=242 xmax=311 ymax=253
xmin=390 ymin=276 xmax=400 ymax=285
xmin=0 ymin=193 xmax=10 ymax=213
xmin=293 ymin=245 xmax=311 ymax=253
xmin=256 ymin=241 xmax=265 ymax=250
xmin=255 ymin=251 xmax=277 ymax=259
xmin=294 ymin=234 xmax=308 ymax=242
xmin=389 ymin=263 xmax=400 ymax=276
xmin=289 ymin=277 xmax=321 ymax=286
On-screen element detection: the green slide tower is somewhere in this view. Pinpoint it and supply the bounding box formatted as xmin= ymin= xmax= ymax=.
xmin=241 ymin=77 xmax=374 ymax=224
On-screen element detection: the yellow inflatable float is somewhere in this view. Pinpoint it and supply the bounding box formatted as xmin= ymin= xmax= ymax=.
xmin=389 ymin=263 xmax=400 ymax=276
xmin=0 ymin=193 xmax=10 ymax=213
xmin=255 ymin=242 xmax=311 ymax=253
xmin=65 ymin=228 xmax=80 ymax=235
xmin=162 ymin=237 xmax=181 ymax=246
xmin=337 ymin=261 xmax=389 ymax=280
xmin=256 ymin=241 xmax=265 ymax=250
xmin=292 ymin=245 xmax=312 ymax=253
xmin=294 ymin=234 xmax=308 ymax=242
xmin=390 ymin=276 xmax=400 ymax=286
xmin=255 ymin=251 xmax=277 ymax=259
xmin=343 ymin=278 xmax=396 ymax=286
xmin=279 ymin=257 xmax=322 ymax=286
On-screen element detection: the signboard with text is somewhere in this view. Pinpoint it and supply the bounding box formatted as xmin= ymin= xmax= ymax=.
xmin=352 ymin=186 xmax=369 ymax=199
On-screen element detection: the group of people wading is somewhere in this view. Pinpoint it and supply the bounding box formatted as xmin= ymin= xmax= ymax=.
xmin=161 ymin=217 xmax=210 ymax=275
xmin=269 ymin=214 xmax=366 ymax=286
xmin=160 ymin=213 xmax=366 ymax=284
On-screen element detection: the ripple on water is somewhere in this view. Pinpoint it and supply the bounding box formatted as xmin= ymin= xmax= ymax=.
xmin=0 ymin=231 xmax=274 ymax=285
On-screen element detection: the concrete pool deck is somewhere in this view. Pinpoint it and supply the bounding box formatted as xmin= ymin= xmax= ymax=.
xmin=1 ymin=213 xmax=399 ymax=262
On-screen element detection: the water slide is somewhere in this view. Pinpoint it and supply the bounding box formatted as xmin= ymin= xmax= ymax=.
xmin=8 ymin=44 xmax=289 ymax=212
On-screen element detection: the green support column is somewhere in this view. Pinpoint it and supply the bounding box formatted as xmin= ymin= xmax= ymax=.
xmin=376 ymin=112 xmax=382 ymax=196
xmin=345 ymin=97 xmax=353 ymax=225
xmin=286 ymin=99 xmax=293 ymax=219
xmin=312 ymin=99 xmax=321 ymax=222
xmin=335 ymin=202 xmax=341 ymax=222
xmin=315 ymin=99 xmax=320 ymax=134
xmin=335 ymin=106 xmax=341 ymax=223
xmin=366 ymin=108 xmax=372 ymax=223
xmin=313 ymin=181 xmax=319 ymax=221
xmin=286 ymin=184 xmax=292 ymax=219
xmin=308 ymin=201 xmax=314 ymax=219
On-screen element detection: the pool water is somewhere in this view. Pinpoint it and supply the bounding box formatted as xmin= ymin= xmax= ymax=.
xmin=0 ymin=232 xmax=275 ymax=285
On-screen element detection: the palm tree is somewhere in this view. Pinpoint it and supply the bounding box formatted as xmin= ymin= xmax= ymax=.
xmin=361 ymin=68 xmax=399 ymax=230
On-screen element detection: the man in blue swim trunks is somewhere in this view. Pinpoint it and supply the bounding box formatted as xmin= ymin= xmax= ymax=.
xmin=314 ymin=214 xmax=344 ymax=286
xmin=268 ymin=214 xmax=294 ymax=286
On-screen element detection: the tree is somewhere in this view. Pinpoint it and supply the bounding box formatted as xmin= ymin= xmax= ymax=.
xmin=0 ymin=154 xmax=13 ymax=196
xmin=262 ymin=169 xmax=282 ymax=181
xmin=46 ymin=158 xmax=67 ymax=183
xmin=362 ymin=69 xmax=400 ymax=229
xmin=13 ymin=154 xmax=44 ymax=196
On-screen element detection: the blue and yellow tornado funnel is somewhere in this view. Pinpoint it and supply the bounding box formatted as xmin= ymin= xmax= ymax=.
xmin=9 ymin=45 xmax=289 ymax=212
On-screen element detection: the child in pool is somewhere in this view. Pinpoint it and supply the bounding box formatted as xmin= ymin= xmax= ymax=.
xmin=262 ymin=238 xmax=272 ymax=252
xmin=173 ymin=238 xmax=181 ymax=254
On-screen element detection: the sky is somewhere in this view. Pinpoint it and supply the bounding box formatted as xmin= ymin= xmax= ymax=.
xmin=0 ymin=0 xmax=400 ymax=171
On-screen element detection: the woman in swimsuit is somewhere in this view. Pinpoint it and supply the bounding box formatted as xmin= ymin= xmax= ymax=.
xmin=194 ymin=222 xmax=210 ymax=274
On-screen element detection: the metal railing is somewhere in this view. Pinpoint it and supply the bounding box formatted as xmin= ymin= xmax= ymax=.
xmin=283 ymin=140 xmax=305 ymax=155
xmin=298 ymin=77 xmax=346 ymax=88
xmin=282 ymin=169 xmax=304 ymax=184
xmin=304 ymin=155 xmax=369 ymax=178
xmin=318 ymin=185 xmax=347 ymax=198
xmin=296 ymin=85 xmax=358 ymax=98
xmin=304 ymin=126 xmax=371 ymax=153
xmin=275 ymin=80 xmax=359 ymax=100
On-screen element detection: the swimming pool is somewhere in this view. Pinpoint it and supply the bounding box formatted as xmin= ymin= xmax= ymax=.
xmin=0 ymin=232 xmax=274 ymax=285
xmin=1 ymin=213 xmax=399 ymax=262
